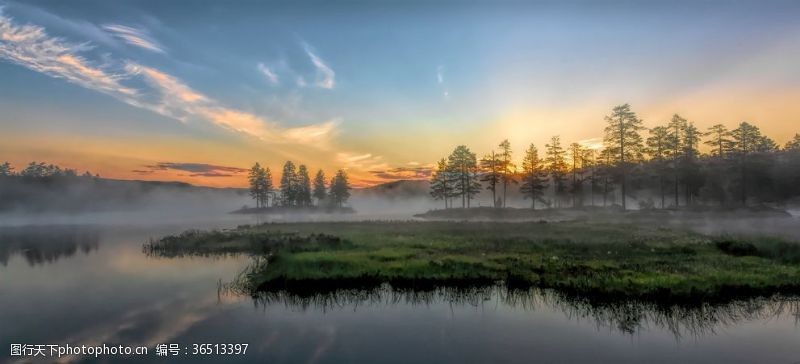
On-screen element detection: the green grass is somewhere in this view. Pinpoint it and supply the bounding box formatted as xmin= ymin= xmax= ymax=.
xmin=148 ymin=221 xmax=800 ymax=300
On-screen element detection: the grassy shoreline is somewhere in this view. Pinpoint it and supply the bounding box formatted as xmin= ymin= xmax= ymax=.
xmin=145 ymin=221 xmax=800 ymax=301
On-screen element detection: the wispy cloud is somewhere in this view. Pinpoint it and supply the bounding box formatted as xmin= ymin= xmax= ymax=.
xmin=257 ymin=62 xmax=279 ymax=85
xmin=337 ymin=152 xmax=375 ymax=164
xmin=303 ymin=43 xmax=335 ymax=89
xmin=126 ymin=61 xmax=334 ymax=142
xmin=336 ymin=152 xmax=393 ymax=175
xmin=0 ymin=11 xmax=137 ymax=98
xmin=102 ymin=24 xmax=165 ymax=53
xmin=577 ymin=137 xmax=604 ymax=150
xmin=0 ymin=11 xmax=337 ymax=146
xmin=436 ymin=65 xmax=449 ymax=99
xmin=282 ymin=119 xmax=338 ymax=146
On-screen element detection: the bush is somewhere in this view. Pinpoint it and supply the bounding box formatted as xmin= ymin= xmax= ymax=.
xmin=714 ymin=240 xmax=758 ymax=257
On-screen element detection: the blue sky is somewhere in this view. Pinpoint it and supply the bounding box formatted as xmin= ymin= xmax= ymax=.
xmin=1 ymin=0 xmax=799 ymax=186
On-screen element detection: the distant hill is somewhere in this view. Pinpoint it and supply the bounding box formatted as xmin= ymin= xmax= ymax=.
xmin=354 ymin=180 xmax=431 ymax=200
xmin=0 ymin=175 xmax=247 ymax=213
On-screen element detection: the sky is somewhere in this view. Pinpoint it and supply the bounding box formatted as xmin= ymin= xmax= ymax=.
xmin=1 ymin=0 xmax=799 ymax=188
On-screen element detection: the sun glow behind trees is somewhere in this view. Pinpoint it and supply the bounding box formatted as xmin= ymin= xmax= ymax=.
xmin=428 ymin=104 xmax=800 ymax=210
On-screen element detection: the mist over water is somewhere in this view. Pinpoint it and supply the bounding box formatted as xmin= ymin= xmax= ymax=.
xmin=0 ymin=186 xmax=251 ymax=226
xmin=2 ymin=185 xmax=799 ymax=243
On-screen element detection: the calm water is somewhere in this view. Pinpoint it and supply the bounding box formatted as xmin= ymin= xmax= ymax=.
xmin=1 ymin=221 xmax=800 ymax=364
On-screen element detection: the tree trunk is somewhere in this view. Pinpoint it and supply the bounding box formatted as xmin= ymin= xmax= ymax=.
xmin=741 ymin=161 xmax=747 ymax=206
xmin=492 ymin=183 xmax=496 ymax=208
xmin=620 ymin=124 xmax=626 ymax=210
xmin=621 ymin=170 xmax=627 ymax=210
xmin=461 ymin=172 xmax=466 ymax=208
xmin=674 ymin=165 xmax=679 ymax=208
xmin=502 ymin=181 xmax=507 ymax=208
xmin=685 ymin=183 xmax=690 ymax=207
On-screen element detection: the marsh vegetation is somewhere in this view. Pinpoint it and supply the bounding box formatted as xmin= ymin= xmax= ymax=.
xmin=146 ymin=221 xmax=800 ymax=301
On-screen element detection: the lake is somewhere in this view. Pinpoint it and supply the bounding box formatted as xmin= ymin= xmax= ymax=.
xmin=1 ymin=221 xmax=799 ymax=363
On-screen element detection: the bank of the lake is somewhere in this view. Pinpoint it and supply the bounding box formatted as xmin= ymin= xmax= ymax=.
xmin=145 ymin=221 xmax=800 ymax=301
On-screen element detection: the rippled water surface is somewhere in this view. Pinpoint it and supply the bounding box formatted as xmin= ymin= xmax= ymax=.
xmin=1 ymin=221 xmax=800 ymax=364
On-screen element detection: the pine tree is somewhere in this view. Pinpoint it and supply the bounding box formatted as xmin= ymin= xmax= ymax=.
xmin=545 ymin=136 xmax=568 ymax=208
xmin=784 ymin=134 xmax=800 ymax=151
xmin=730 ymin=122 xmax=776 ymax=205
xmin=596 ymin=148 xmax=613 ymax=207
xmin=681 ymin=121 xmax=703 ymax=205
xmin=313 ymin=169 xmax=327 ymax=206
xmin=329 ymin=169 xmax=351 ymax=207
xmin=569 ymin=142 xmax=586 ymax=207
xmin=0 ymin=162 xmax=13 ymax=176
xmin=519 ymin=143 xmax=548 ymax=209
xmin=498 ymin=139 xmax=515 ymax=207
xmin=665 ymin=114 xmax=686 ymax=207
xmin=646 ymin=126 xmax=670 ymax=208
xmin=248 ymin=163 xmax=265 ymax=208
xmin=480 ymin=151 xmax=501 ymax=207
xmin=296 ymin=165 xmax=312 ymax=207
xmin=602 ymin=104 xmax=644 ymax=210
xmin=262 ymin=167 xmax=273 ymax=207
xmin=583 ymin=148 xmax=597 ymax=206
xmin=448 ymin=145 xmax=480 ymax=208
xmin=280 ymin=161 xmax=297 ymax=206
xmin=430 ymin=158 xmax=452 ymax=209
xmin=704 ymin=124 xmax=733 ymax=158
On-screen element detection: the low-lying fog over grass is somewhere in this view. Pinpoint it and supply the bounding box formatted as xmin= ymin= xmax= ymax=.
xmin=0 ymin=164 xmax=798 ymax=245
xmin=1 ymin=179 xmax=798 ymax=242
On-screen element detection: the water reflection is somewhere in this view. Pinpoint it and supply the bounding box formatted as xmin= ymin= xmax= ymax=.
xmin=535 ymin=290 xmax=800 ymax=338
xmin=0 ymin=225 xmax=99 ymax=266
xmin=235 ymin=283 xmax=800 ymax=340
xmin=3 ymin=223 xmax=798 ymax=363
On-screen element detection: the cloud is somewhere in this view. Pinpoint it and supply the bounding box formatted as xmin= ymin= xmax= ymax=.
xmin=368 ymin=166 xmax=433 ymax=180
xmin=0 ymin=12 xmax=337 ymax=145
xmin=303 ymin=43 xmax=335 ymax=89
xmin=282 ymin=119 xmax=338 ymax=146
xmin=102 ymin=24 xmax=165 ymax=53
xmin=257 ymin=62 xmax=279 ymax=84
xmin=136 ymin=162 xmax=248 ymax=177
xmin=436 ymin=65 xmax=449 ymax=99
xmin=337 ymin=152 xmax=376 ymax=164
xmin=335 ymin=152 xmax=397 ymax=178
xmin=188 ymin=172 xmax=236 ymax=177
xmin=0 ymin=11 xmax=137 ymax=97
xmin=259 ymin=43 xmax=334 ymax=90
xmin=577 ymin=137 xmax=604 ymax=150
xmin=124 ymin=62 xmax=208 ymax=118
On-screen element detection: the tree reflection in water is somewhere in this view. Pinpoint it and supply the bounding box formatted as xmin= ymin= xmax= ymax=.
xmin=221 ymin=273 xmax=800 ymax=339
xmin=0 ymin=226 xmax=99 ymax=266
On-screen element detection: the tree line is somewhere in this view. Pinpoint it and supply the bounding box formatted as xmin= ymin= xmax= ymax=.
xmin=247 ymin=161 xmax=352 ymax=209
xmin=0 ymin=161 xmax=98 ymax=179
xmin=430 ymin=103 xmax=800 ymax=210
